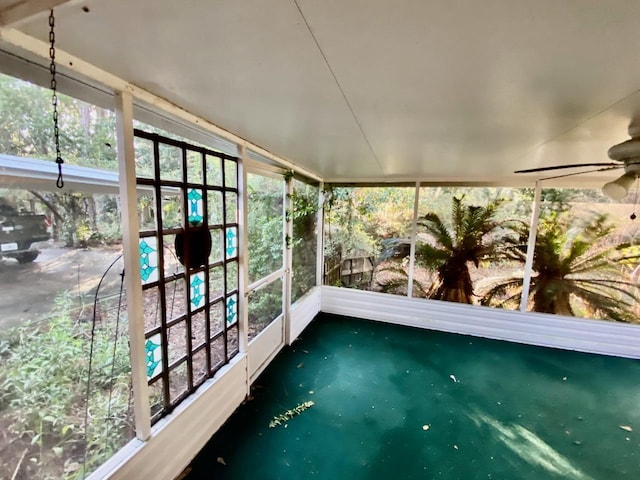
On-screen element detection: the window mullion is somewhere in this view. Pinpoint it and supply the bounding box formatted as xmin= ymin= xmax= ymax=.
xmin=407 ymin=182 xmax=420 ymax=298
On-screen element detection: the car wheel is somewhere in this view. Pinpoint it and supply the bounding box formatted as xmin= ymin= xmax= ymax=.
xmin=16 ymin=251 xmax=39 ymax=263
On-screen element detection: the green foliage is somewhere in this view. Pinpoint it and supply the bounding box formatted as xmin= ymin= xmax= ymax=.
xmin=248 ymin=279 xmax=283 ymax=337
xmin=380 ymin=196 xmax=517 ymax=303
xmin=245 ymin=171 xmax=285 ymax=332
xmin=291 ymin=180 xmax=319 ymax=302
xmin=283 ymin=169 xmax=295 ymax=183
xmin=481 ymin=212 xmax=639 ymax=322
xmin=0 ymin=74 xmax=116 ymax=168
xmin=0 ymin=73 xmax=121 ymax=247
xmin=323 ymin=186 xmax=415 ymax=261
xmin=0 ymin=292 xmax=132 ymax=478
xmin=247 ymin=174 xmax=284 ymax=283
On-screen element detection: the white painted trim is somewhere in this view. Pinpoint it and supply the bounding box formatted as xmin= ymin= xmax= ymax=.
xmin=114 ymin=91 xmax=150 ymax=439
xmin=320 ymin=286 xmax=640 ymax=359
xmin=248 ymin=315 xmax=285 ymax=382
xmin=289 ymin=287 xmax=321 ymax=344
xmin=245 ymin=157 xmax=286 ymax=178
xmin=0 ymin=153 xmax=121 ymax=194
xmin=284 ymin=178 xmax=294 ymax=345
xmin=0 ymin=0 xmax=76 ymax=27
xmin=247 ymin=268 xmax=286 ymax=295
xmin=133 ymin=102 xmax=238 ymax=158
xmin=520 ymin=181 xmax=541 ymax=311
xmin=0 ymin=48 xmax=114 ymax=111
xmin=407 ymin=182 xmax=420 ymax=298
xmin=237 ymin=145 xmax=249 ymax=363
xmin=316 ymin=181 xmax=324 ymax=288
xmin=322 ymin=176 xmax=608 ymax=188
xmin=88 ymin=356 xmax=248 ymax=480
xmin=0 ymin=28 xmax=322 ymax=183
xmin=0 ymin=153 xmax=175 ymax=195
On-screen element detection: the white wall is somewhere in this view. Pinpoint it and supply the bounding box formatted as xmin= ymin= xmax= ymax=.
xmin=321 ymin=286 xmax=640 ymax=359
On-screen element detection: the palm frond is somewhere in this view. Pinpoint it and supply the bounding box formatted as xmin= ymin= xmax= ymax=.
xmin=419 ymin=212 xmax=453 ymax=250
xmin=568 ymin=284 xmax=636 ymax=322
xmin=479 ymin=277 xmax=523 ymax=306
xmin=452 ymin=196 xmax=465 ymax=242
xmin=376 ymin=263 xmax=410 ymax=294
xmin=414 ymin=242 xmax=449 ymax=269
xmin=570 ymin=278 xmax=639 ymax=300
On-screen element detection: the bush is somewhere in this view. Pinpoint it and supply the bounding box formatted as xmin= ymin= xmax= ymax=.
xmin=0 ymin=291 xmax=133 ymax=479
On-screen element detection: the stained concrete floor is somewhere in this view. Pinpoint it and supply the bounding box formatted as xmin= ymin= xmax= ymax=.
xmin=186 ymin=314 xmax=640 ymax=479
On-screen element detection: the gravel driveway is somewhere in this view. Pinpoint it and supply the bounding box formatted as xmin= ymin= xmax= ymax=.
xmin=0 ymin=244 xmax=125 ymax=329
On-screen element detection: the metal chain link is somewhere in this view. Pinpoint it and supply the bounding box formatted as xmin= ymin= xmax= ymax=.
xmin=49 ymin=9 xmax=64 ymax=188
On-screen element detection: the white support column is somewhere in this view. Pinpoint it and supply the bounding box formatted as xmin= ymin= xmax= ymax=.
xmin=237 ymin=145 xmax=250 ymax=395
xmin=114 ymin=91 xmax=151 ymax=440
xmin=237 ymin=146 xmax=250 ymax=352
xmin=520 ymin=181 xmax=542 ymax=312
xmin=284 ymin=176 xmax=294 ymax=344
xmin=407 ymin=182 xmax=420 ymax=298
xmin=316 ymin=181 xmax=325 ymax=287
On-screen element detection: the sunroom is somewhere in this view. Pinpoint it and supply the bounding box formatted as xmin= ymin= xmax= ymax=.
xmin=1 ymin=1 xmax=640 ymax=479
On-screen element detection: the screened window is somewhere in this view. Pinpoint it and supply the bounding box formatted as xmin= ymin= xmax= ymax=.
xmin=291 ymin=178 xmax=319 ymax=303
xmin=247 ymin=171 xmax=285 ymax=340
xmin=0 ymin=73 xmax=132 ymax=479
xmin=323 ymin=186 xmax=415 ymax=295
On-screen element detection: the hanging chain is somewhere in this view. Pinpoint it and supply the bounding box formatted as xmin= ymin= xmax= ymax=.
xmin=49 ymin=9 xmax=64 ymax=188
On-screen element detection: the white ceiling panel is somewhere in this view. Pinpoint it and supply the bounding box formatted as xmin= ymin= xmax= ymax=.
xmin=18 ymin=0 xmax=382 ymax=178
xmin=12 ymin=0 xmax=640 ymax=183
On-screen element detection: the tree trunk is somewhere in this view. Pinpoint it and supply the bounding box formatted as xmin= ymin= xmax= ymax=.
xmin=28 ymin=190 xmax=63 ymax=222
xmin=85 ymin=195 xmax=98 ymax=234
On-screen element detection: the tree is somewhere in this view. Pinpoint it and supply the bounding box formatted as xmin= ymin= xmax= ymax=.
xmin=0 ymin=73 xmax=119 ymax=246
xmin=380 ymin=196 xmax=515 ymax=303
xmin=247 ymin=173 xmax=284 ymax=282
xmin=291 ymin=179 xmax=319 ymax=302
xmin=324 ymin=186 xmax=415 ymax=260
xmin=480 ymin=212 xmax=639 ymax=322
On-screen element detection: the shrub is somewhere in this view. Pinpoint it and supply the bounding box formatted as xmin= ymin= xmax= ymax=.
xmin=0 ymin=291 xmax=133 ymax=479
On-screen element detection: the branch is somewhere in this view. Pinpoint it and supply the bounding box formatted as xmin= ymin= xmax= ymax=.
xmin=29 ymin=190 xmax=63 ymax=221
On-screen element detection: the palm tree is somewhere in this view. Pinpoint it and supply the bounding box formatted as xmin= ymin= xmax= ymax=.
xmin=480 ymin=212 xmax=639 ymax=322
xmin=379 ymin=196 xmax=515 ymax=303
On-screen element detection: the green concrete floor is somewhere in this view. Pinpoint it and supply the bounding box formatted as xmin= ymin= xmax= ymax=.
xmin=185 ymin=314 xmax=640 ymax=479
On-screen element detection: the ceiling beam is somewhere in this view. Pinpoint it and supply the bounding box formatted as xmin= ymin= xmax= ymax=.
xmin=0 ymin=0 xmax=76 ymax=27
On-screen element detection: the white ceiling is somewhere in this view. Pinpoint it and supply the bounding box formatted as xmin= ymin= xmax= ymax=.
xmin=8 ymin=0 xmax=640 ymax=184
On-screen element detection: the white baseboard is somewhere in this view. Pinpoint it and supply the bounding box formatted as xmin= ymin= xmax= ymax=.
xmin=248 ymin=315 xmax=285 ymax=383
xmin=320 ymin=286 xmax=640 ymax=359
